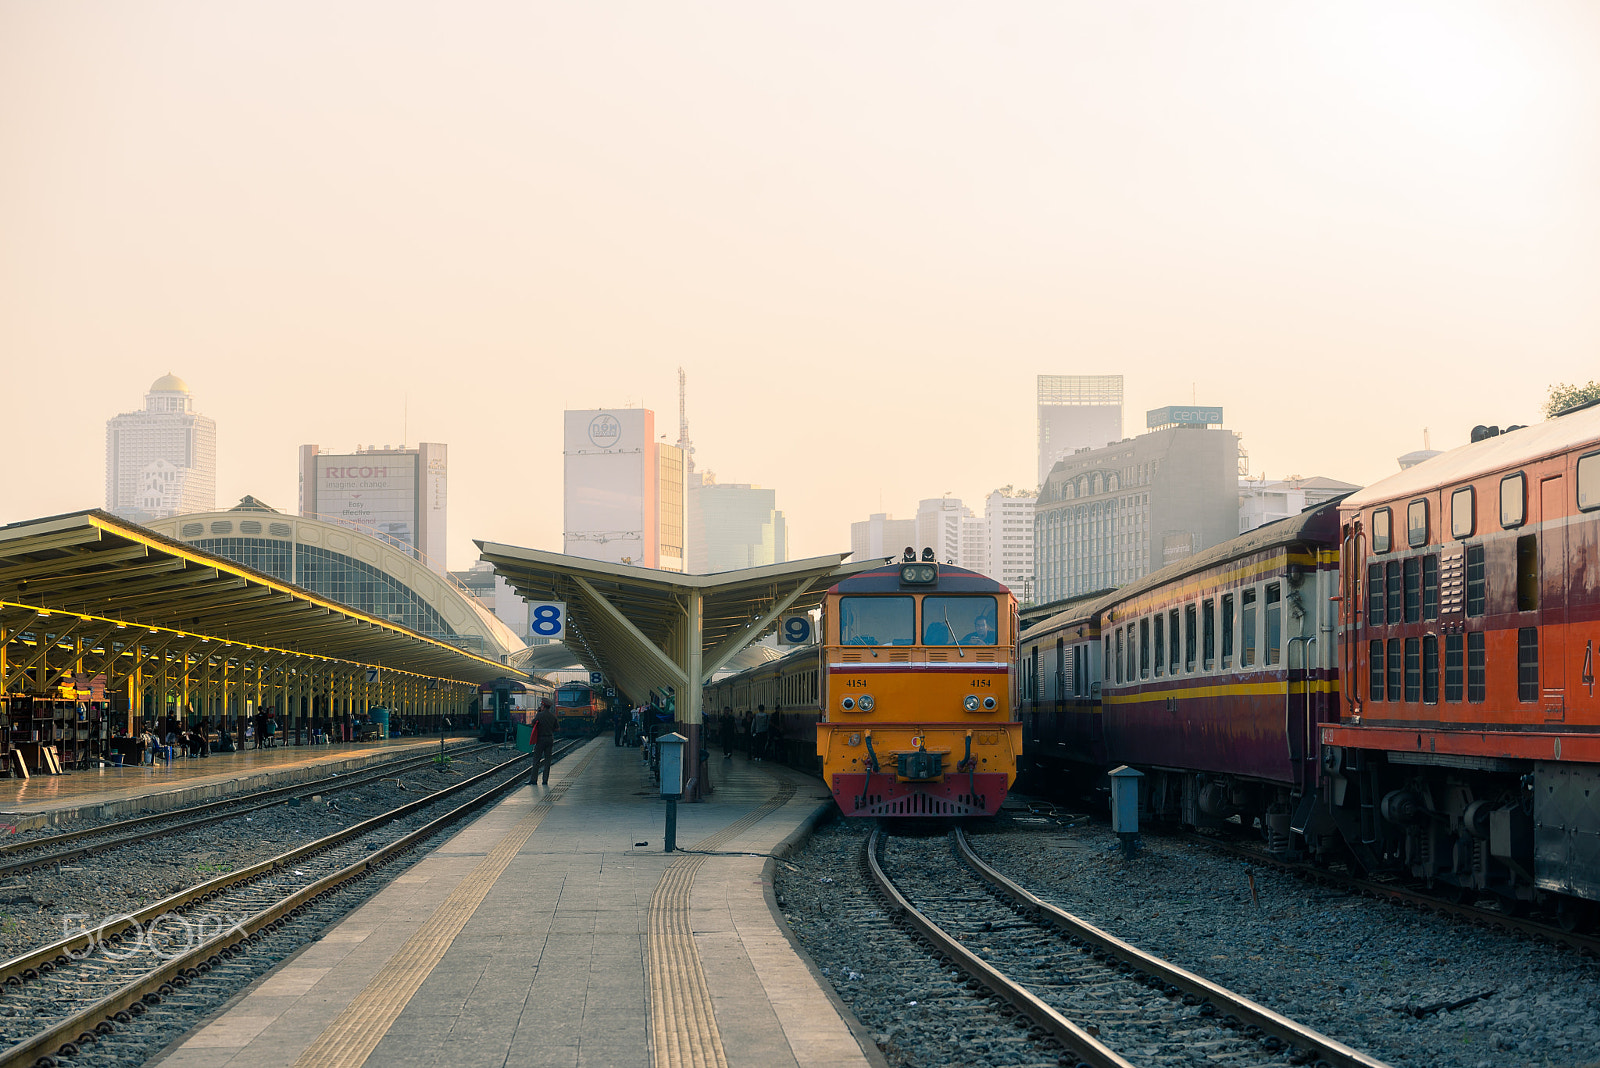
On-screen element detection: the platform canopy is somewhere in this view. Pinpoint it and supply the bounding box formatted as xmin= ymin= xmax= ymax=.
xmin=475 ymin=543 xmax=878 ymax=725
xmin=0 ymin=510 xmax=515 ymax=687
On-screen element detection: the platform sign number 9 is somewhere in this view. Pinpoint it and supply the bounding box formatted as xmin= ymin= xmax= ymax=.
xmin=528 ymin=601 xmax=566 ymax=640
xmin=779 ymin=613 xmax=813 ymax=646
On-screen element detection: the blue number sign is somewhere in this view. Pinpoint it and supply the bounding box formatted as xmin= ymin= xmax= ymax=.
xmin=528 ymin=601 xmax=566 ymax=639
xmin=779 ymin=614 xmax=813 ymax=645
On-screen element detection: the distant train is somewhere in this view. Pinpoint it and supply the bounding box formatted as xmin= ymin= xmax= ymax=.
xmin=553 ymin=681 xmax=608 ymax=736
xmin=478 ymin=676 xmax=557 ymax=742
xmin=706 ymin=553 xmax=1023 ymax=819
xmin=1023 ymin=400 xmax=1600 ymax=923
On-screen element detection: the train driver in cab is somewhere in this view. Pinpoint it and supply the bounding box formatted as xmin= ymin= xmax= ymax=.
xmin=962 ymin=611 xmax=997 ymax=646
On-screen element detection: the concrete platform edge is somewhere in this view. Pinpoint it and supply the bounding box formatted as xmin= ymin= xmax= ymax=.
xmin=762 ymin=802 xmax=892 ymax=1068
xmin=0 ymin=738 xmax=480 ymax=831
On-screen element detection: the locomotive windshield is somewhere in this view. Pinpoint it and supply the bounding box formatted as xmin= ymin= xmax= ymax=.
xmin=838 ymin=596 xmax=915 ymax=646
xmin=922 ymin=596 xmax=1000 ymax=646
xmin=556 ymin=686 xmax=589 ymax=705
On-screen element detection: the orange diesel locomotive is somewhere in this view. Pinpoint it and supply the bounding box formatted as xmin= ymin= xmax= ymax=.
xmin=816 ymin=551 xmax=1022 ymax=818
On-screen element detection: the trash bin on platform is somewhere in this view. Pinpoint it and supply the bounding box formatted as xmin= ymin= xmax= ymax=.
xmin=369 ymin=707 xmax=391 ymax=739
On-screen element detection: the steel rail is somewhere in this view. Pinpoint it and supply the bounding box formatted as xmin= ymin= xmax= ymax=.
xmin=0 ymin=739 xmax=490 ymax=869
xmin=953 ymin=828 xmax=1393 ymax=1068
xmin=0 ymin=739 xmax=583 ymax=1068
xmin=863 ymin=827 xmax=1136 ymax=1068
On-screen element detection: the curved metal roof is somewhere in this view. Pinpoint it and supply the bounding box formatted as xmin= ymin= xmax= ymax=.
xmin=1345 ymin=404 xmax=1600 ymax=511
xmin=145 ymin=508 xmax=523 ymax=660
xmin=0 ymin=511 xmax=514 ymax=685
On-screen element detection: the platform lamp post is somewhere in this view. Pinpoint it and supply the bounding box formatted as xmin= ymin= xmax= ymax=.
xmin=658 ymin=732 xmax=687 ymax=853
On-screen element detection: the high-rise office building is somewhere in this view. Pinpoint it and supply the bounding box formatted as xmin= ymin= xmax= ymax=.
xmin=688 ymin=475 xmax=787 ymax=573
xmin=1034 ymin=406 xmax=1237 ymax=604
xmin=985 ymin=489 xmax=1037 ymax=602
xmin=562 ymin=408 xmax=686 ymax=571
xmin=850 ymin=513 xmax=918 ymax=563
xmin=104 ymin=374 xmax=217 ymax=522
xmin=1037 ymin=375 xmax=1123 ymax=488
xmin=298 ymin=442 xmax=448 ymax=574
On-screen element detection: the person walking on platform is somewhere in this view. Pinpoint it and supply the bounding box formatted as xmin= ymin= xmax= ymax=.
xmin=750 ymin=705 xmax=769 ymax=763
xmin=720 ymin=707 xmax=735 ymax=759
xmin=531 ymin=699 xmax=557 ymax=786
xmin=614 ymin=703 xmax=626 ymax=747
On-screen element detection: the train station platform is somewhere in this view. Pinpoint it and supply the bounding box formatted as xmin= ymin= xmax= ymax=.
xmin=155 ymin=738 xmax=879 ymax=1068
xmin=0 ymin=735 xmax=482 ymax=832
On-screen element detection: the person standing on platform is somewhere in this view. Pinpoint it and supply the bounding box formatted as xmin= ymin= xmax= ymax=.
xmin=750 ymin=705 xmax=769 ymax=763
xmin=531 ymin=699 xmax=557 ymax=786
xmin=720 ymin=707 xmax=735 ymax=759
xmin=614 ymin=701 xmax=626 ymax=746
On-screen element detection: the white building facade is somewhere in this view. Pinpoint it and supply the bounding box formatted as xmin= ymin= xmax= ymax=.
xmin=1237 ymin=476 xmax=1360 ymax=534
xmin=984 ymin=489 xmax=1036 ymax=602
xmin=1037 ymin=375 xmax=1123 ymax=489
xmin=850 ymin=513 xmax=918 ymax=563
xmin=105 ymin=374 xmax=217 ymax=522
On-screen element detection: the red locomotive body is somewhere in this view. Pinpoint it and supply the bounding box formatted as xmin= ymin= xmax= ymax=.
xmin=1322 ymin=403 xmax=1600 ymax=910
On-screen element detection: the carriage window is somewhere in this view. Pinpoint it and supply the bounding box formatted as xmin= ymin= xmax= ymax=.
xmin=1168 ymin=609 xmax=1181 ymax=674
xmin=1451 ymin=487 xmax=1475 ymax=538
xmin=1105 ymin=635 xmax=1112 ymax=685
xmin=1372 ymin=508 xmax=1392 ymax=552
xmin=1407 ymin=500 xmax=1428 ymax=547
xmin=1367 ymin=563 xmax=1384 ymax=627
xmin=921 ymin=596 xmax=1000 ymax=646
xmin=1140 ymin=618 xmax=1151 ymax=679
xmin=1386 ymin=560 xmax=1402 ymax=622
xmin=1518 ymin=627 xmax=1539 ymax=702
xmin=1403 ymin=557 xmax=1421 ymax=623
xmin=1221 ymin=594 xmax=1236 ymax=668
xmin=1115 ymin=629 xmax=1125 ymax=683
xmin=1386 ymin=639 xmax=1402 ymax=702
xmin=1465 ymin=544 xmax=1486 ymax=616
xmin=1404 ymin=637 xmax=1421 ymax=702
xmin=1516 ymin=535 xmax=1538 ymax=612
xmin=1467 ymin=632 xmax=1486 ymax=702
xmin=1501 ymin=473 xmax=1525 ymax=528
xmin=1265 ymin=583 xmax=1282 ymax=665
xmin=1444 ymin=634 xmax=1464 ymax=702
xmin=1581 ymin=453 xmax=1600 ymax=511
xmin=1422 ymin=555 xmax=1439 ymax=620
xmin=1368 ymin=640 xmax=1383 ymax=701
xmin=1152 ymin=615 xmax=1164 ymax=677
xmin=1185 ymin=603 xmax=1198 ymax=671
xmin=1423 ymin=635 xmax=1439 ymax=705
xmin=1240 ymin=588 xmax=1258 ymax=668
xmin=839 ymin=596 xmax=914 ymax=646
xmin=1202 ymin=599 xmax=1216 ymax=669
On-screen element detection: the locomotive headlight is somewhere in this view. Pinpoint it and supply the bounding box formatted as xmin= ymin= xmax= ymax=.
xmin=963 ymin=694 xmax=980 ymax=712
xmin=858 ymin=694 xmax=875 ymax=711
xmin=982 ymin=696 xmax=996 ymax=710
xmin=841 ymin=696 xmax=856 ymax=711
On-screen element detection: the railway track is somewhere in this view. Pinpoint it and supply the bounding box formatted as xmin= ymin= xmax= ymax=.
xmin=0 ymin=738 xmax=582 ymax=1068
xmin=0 ymin=742 xmax=498 ymax=878
xmin=866 ymin=827 xmax=1392 ymax=1068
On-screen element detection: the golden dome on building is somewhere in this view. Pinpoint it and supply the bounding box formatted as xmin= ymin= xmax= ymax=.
xmin=149 ymin=372 xmax=191 ymax=393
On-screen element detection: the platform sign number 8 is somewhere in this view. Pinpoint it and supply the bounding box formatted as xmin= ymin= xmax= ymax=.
xmin=528 ymin=601 xmax=566 ymax=640
xmin=779 ymin=613 xmax=813 ymax=645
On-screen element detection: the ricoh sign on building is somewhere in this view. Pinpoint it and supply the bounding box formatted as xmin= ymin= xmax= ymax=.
xmin=299 ymin=443 xmax=448 ymax=573
xmin=563 ymin=409 xmax=658 ymax=567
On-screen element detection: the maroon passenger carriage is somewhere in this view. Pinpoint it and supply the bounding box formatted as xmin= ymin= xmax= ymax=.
xmin=1023 ymin=500 xmax=1343 ymax=845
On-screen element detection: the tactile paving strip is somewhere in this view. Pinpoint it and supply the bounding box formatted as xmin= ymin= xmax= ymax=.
xmin=647 ymin=776 xmax=798 ymax=1068
xmin=290 ymin=744 xmax=603 ymax=1068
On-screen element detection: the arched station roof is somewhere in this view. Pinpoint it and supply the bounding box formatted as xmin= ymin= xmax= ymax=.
xmin=145 ymin=503 xmax=522 ymax=662
xmin=0 ymin=510 xmax=514 ymax=686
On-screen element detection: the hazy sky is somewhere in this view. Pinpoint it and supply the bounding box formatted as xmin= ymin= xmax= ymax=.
xmin=3 ymin=1 xmax=1597 ymax=570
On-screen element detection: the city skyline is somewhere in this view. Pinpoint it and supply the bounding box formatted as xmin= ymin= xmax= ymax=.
xmin=5 ymin=4 xmax=1598 ymax=569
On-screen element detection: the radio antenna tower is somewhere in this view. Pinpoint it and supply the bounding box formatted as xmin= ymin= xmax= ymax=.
xmin=677 ymin=367 xmax=695 ymax=472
